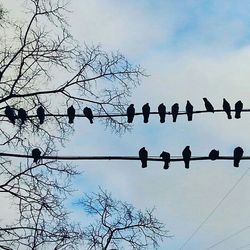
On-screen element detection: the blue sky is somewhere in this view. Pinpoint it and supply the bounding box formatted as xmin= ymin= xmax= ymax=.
xmin=63 ymin=1 xmax=250 ymax=249
xmin=3 ymin=0 xmax=250 ymax=249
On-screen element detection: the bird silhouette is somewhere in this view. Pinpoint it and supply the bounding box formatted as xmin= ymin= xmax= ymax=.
xmin=209 ymin=149 xmax=219 ymax=160
xmin=235 ymin=100 xmax=243 ymax=119
xmin=203 ymin=98 xmax=214 ymax=112
xmin=32 ymin=148 xmax=41 ymax=164
xmin=171 ymin=103 xmax=179 ymax=122
xmin=233 ymin=146 xmax=244 ymax=167
xmin=160 ymin=151 xmax=170 ymax=169
xmin=139 ymin=147 xmax=148 ymax=168
xmin=83 ymin=107 xmax=93 ymax=124
xmin=186 ymin=101 xmax=193 ymax=121
xmin=127 ymin=104 xmax=135 ymax=123
xmin=67 ymin=105 xmax=75 ymax=124
xmin=158 ymin=103 xmax=166 ymax=123
xmin=182 ymin=146 xmax=191 ymax=169
xmin=142 ymin=103 xmax=150 ymax=123
xmin=18 ymin=108 xmax=27 ymax=125
xmin=37 ymin=106 xmax=45 ymax=124
xmin=5 ymin=106 xmax=16 ymax=125
xmin=223 ymin=98 xmax=232 ymax=119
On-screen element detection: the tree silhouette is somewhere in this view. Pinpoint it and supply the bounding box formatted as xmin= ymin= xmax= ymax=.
xmin=78 ymin=188 xmax=170 ymax=250
xmin=0 ymin=0 xmax=146 ymax=249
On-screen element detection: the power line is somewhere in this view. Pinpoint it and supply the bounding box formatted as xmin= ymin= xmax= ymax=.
xmin=0 ymin=152 xmax=250 ymax=163
xmin=179 ymin=168 xmax=249 ymax=250
xmin=1 ymin=108 xmax=250 ymax=119
xmin=233 ymin=242 xmax=250 ymax=250
xmin=205 ymin=226 xmax=250 ymax=250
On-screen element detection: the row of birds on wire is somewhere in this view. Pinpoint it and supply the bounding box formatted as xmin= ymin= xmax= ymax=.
xmin=2 ymin=98 xmax=244 ymax=126
xmin=138 ymin=146 xmax=244 ymax=169
xmin=19 ymin=146 xmax=245 ymax=169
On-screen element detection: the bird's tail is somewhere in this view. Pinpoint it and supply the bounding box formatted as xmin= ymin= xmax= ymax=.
xmin=227 ymin=113 xmax=232 ymax=119
xmin=160 ymin=116 xmax=165 ymax=123
xmin=68 ymin=118 xmax=73 ymax=124
xmin=127 ymin=117 xmax=133 ymax=123
xmin=143 ymin=116 xmax=149 ymax=123
xmin=235 ymin=112 xmax=241 ymax=119
xmin=141 ymin=161 xmax=147 ymax=168
xmin=39 ymin=118 xmax=44 ymax=125
xmin=184 ymin=160 xmax=189 ymax=169
xmin=234 ymin=159 xmax=239 ymax=167
xmin=187 ymin=114 xmax=193 ymax=121
xmin=173 ymin=115 xmax=177 ymax=122
xmin=163 ymin=162 xmax=169 ymax=169
xmin=10 ymin=118 xmax=15 ymax=125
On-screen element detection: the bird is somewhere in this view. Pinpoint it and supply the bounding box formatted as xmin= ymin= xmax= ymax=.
xmin=209 ymin=149 xmax=219 ymax=161
xmin=127 ymin=104 xmax=135 ymax=123
xmin=235 ymin=100 xmax=243 ymax=119
xmin=5 ymin=106 xmax=16 ymax=125
xmin=223 ymin=98 xmax=232 ymax=119
xmin=32 ymin=148 xmax=41 ymax=164
xmin=182 ymin=146 xmax=191 ymax=169
xmin=36 ymin=106 xmax=45 ymax=124
xmin=186 ymin=100 xmax=193 ymax=121
xmin=18 ymin=108 xmax=27 ymax=125
xmin=171 ymin=103 xmax=179 ymax=122
xmin=160 ymin=151 xmax=170 ymax=169
xmin=233 ymin=147 xmax=244 ymax=167
xmin=158 ymin=103 xmax=166 ymax=123
xmin=83 ymin=107 xmax=94 ymax=124
xmin=139 ymin=147 xmax=148 ymax=168
xmin=67 ymin=105 xmax=75 ymax=124
xmin=142 ymin=103 xmax=150 ymax=123
xmin=203 ymin=98 xmax=214 ymax=112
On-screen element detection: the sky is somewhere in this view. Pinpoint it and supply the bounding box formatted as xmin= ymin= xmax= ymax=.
xmin=3 ymin=0 xmax=250 ymax=249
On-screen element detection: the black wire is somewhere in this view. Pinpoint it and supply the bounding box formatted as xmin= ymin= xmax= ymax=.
xmin=179 ymin=168 xmax=249 ymax=250
xmin=0 ymin=108 xmax=250 ymax=119
xmin=0 ymin=152 xmax=250 ymax=162
xmin=205 ymin=225 xmax=250 ymax=250
xmin=233 ymin=242 xmax=250 ymax=250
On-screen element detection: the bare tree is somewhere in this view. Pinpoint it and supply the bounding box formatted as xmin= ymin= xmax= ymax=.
xmin=0 ymin=0 xmax=145 ymax=249
xmin=78 ymin=188 xmax=171 ymax=250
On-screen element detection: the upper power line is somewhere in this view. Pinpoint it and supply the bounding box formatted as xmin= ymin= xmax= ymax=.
xmin=1 ymin=98 xmax=247 ymax=125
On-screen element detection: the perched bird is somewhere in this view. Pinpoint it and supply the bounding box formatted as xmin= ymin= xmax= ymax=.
xmin=158 ymin=103 xmax=166 ymax=123
xmin=209 ymin=149 xmax=219 ymax=161
xmin=67 ymin=105 xmax=75 ymax=124
xmin=171 ymin=103 xmax=179 ymax=122
xmin=37 ymin=106 xmax=45 ymax=125
xmin=203 ymin=98 xmax=214 ymax=112
xmin=139 ymin=147 xmax=148 ymax=168
xmin=235 ymin=100 xmax=243 ymax=119
xmin=142 ymin=103 xmax=150 ymax=123
xmin=5 ymin=106 xmax=16 ymax=125
xmin=127 ymin=104 xmax=135 ymax=123
xmin=233 ymin=147 xmax=244 ymax=167
xmin=160 ymin=151 xmax=170 ymax=169
xmin=223 ymin=98 xmax=232 ymax=119
xmin=18 ymin=108 xmax=27 ymax=125
xmin=182 ymin=146 xmax=191 ymax=169
xmin=83 ymin=107 xmax=94 ymax=124
xmin=32 ymin=148 xmax=41 ymax=164
xmin=186 ymin=100 xmax=193 ymax=121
